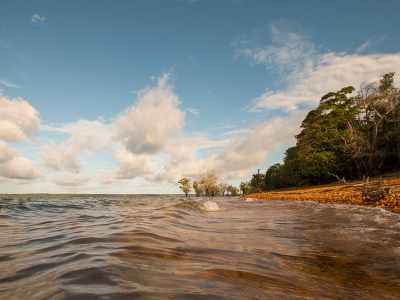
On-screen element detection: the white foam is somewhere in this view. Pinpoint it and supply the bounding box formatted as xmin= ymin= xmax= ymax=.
xmin=201 ymin=201 xmax=221 ymax=212
xmin=245 ymin=198 xmax=254 ymax=202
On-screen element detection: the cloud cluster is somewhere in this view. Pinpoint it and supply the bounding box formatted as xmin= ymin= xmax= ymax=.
xmin=0 ymin=93 xmax=42 ymax=182
xmin=251 ymin=53 xmax=400 ymax=112
xmin=113 ymin=74 xmax=185 ymax=154
xmin=31 ymin=14 xmax=46 ymax=26
xmin=0 ymin=141 xmax=40 ymax=180
xmin=234 ymin=19 xmax=400 ymax=112
xmin=234 ymin=19 xmax=316 ymax=79
xmin=114 ymin=149 xmax=157 ymax=180
xmin=40 ymin=119 xmax=111 ymax=173
xmin=42 ymin=74 xmax=188 ymax=186
xmin=100 ymin=74 xmax=188 ymax=184
xmin=0 ymin=95 xmax=40 ymax=142
xmin=185 ymin=112 xmax=305 ymax=179
xmin=103 ymin=73 xmax=251 ymax=185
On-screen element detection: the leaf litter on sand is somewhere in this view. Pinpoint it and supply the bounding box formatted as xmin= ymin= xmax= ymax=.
xmin=242 ymin=178 xmax=400 ymax=213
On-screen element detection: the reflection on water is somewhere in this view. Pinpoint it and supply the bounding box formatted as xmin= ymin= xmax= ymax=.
xmin=0 ymin=196 xmax=399 ymax=299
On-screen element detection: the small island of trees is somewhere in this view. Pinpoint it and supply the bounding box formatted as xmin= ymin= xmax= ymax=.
xmin=178 ymin=171 xmax=239 ymax=197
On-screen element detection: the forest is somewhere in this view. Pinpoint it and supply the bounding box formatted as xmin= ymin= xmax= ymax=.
xmin=241 ymin=72 xmax=400 ymax=193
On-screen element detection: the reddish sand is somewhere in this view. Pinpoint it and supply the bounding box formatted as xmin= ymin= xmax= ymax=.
xmin=241 ymin=176 xmax=400 ymax=213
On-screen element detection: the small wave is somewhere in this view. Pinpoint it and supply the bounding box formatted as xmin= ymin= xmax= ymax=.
xmin=170 ymin=200 xmax=221 ymax=212
xmin=200 ymin=201 xmax=221 ymax=212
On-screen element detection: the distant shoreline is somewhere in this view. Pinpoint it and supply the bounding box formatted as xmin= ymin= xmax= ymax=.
xmin=240 ymin=173 xmax=400 ymax=213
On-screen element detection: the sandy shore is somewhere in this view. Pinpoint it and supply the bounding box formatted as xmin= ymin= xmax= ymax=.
xmin=240 ymin=174 xmax=400 ymax=213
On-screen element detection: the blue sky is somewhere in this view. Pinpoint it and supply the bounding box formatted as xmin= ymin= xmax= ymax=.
xmin=0 ymin=0 xmax=399 ymax=193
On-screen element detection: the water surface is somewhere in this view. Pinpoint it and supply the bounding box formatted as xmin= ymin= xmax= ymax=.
xmin=1 ymin=195 xmax=399 ymax=299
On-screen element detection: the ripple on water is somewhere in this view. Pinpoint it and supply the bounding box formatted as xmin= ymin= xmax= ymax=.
xmin=0 ymin=195 xmax=400 ymax=299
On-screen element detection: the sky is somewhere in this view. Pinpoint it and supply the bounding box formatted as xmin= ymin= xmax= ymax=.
xmin=0 ymin=0 xmax=400 ymax=194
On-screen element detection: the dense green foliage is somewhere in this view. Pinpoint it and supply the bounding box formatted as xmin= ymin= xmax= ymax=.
xmin=242 ymin=73 xmax=400 ymax=192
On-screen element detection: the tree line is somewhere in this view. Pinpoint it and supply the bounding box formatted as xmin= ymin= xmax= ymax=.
xmin=178 ymin=171 xmax=239 ymax=197
xmin=241 ymin=72 xmax=400 ymax=193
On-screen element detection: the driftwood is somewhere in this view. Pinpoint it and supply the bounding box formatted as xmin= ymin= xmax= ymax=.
xmin=328 ymin=173 xmax=390 ymax=202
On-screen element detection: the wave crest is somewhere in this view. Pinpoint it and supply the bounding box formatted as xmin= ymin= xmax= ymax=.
xmin=200 ymin=201 xmax=221 ymax=212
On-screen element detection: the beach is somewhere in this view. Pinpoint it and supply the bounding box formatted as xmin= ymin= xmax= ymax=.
xmin=241 ymin=174 xmax=400 ymax=213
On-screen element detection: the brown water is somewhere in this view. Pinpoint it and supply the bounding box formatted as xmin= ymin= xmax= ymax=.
xmin=1 ymin=195 xmax=400 ymax=299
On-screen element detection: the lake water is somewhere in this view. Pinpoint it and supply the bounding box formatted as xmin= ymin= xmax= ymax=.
xmin=1 ymin=195 xmax=400 ymax=299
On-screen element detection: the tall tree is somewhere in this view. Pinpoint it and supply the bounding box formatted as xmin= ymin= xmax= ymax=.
xmin=294 ymin=86 xmax=357 ymax=183
xmin=239 ymin=181 xmax=251 ymax=194
xmin=192 ymin=179 xmax=204 ymax=197
xmin=218 ymin=182 xmax=228 ymax=196
xmin=200 ymin=171 xmax=219 ymax=197
xmin=349 ymin=75 xmax=398 ymax=174
xmin=250 ymin=169 xmax=264 ymax=192
xmin=379 ymin=73 xmax=400 ymax=165
xmin=178 ymin=177 xmax=191 ymax=197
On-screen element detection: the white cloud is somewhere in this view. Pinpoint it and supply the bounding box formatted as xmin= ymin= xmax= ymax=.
xmin=251 ymin=53 xmax=400 ymax=112
xmin=40 ymin=119 xmax=111 ymax=173
xmin=234 ymin=19 xmax=400 ymax=112
xmin=0 ymin=156 xmax=41 ymax=180
xmin=0 ymin=141 xmax=14 ymax=164
xmin=40 ymin=74 xmax=193 ymax=185
xmin=104 ymin=131 xmax=231 ymax=185
xmin=234 ymin=19 xmax=316 ymax=79
xmin=114 ymin=148 xmax=157 ymax=180
xmin=220 ymin=128 xmax=252 ymax=137
xmin=149 ymin=164 xmax=184 ymax=183
xmin=185 ymin=112 xmax=305 ymax=179
xmin=101 ymin=172 xmax=117 ymax=185
xmin=0 ymin=93 xmax=41 ymax=142
xmin=0 ymin=79 xmax=20 ymax=88
xmin=31 ymin=14 xmax=46 ymax=26
xmin=163 ymin=137 xmax=198 ymax=166
xmin=186 ymin=108 xmax=200 ymax=115
xmin=51 ymin=173 xmax=90 ymax=187
xmin=113 ymin=73 xmax=185 ymax=154
xmin=0 ymin=141 xmax=42 ymax=181
xmin=103 ymin=70 xmax=234 ymax=184
xmin=40 ymin=142 xmax=83 ymax=173
xmin=0 ymin=93 xmax=42 ymax=182
xmin=42 ymin=119 xmax=111 ymax=150
xmin=355 ymin=36 xmax=386 ymax=53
